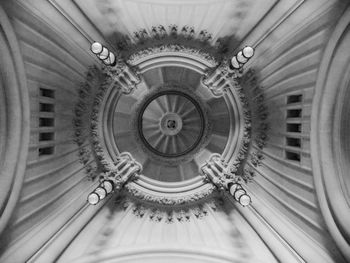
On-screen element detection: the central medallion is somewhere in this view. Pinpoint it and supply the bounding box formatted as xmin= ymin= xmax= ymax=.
xmin=138 ymin=90 xmax=205 ymax=158
xmin=160 ymin=113 xmax=183 ymax=135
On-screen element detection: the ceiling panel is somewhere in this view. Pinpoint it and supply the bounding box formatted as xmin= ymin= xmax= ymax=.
xmin=73 ymin=0 xmax=277 ymax=43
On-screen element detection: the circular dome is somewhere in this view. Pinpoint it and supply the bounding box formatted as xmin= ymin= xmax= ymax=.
xmin=95 ymin=48 xmax=249 ymax=206
xmin=118 ymin=81 xmax=215 ymax=182
xmin=138 ymin=90 xmax=205 ymax=158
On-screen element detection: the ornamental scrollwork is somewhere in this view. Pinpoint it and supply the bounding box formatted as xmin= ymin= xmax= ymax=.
xmin=127 ymin=44 xmax=218 ymax=67
xmin=73 ymin=65 xmax=101 ymax=180
xmin=124 ymin=183 xmax=217 ymax=206
xmin=238 ymin=69 xmax=269 ymax=182
xmin=119 ymin=25 xmax=213 ymax=51
xmin=114 ymin=25 xmax=240 ymax=62
xmin=117 ymin=196 xmax=221 ymax=223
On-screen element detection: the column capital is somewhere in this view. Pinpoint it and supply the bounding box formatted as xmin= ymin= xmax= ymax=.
xmin=201 ymin=46 xmax=254 ymax=97
xmin=200 ymin=153 xmax=236 ymax=190
xmin=103 ymin=62 xmax=141 ymax=95
xmin=200 ymin=153 xmax=251 ymax=206
xmin=87 ymin=152 xmax=142 ymax=205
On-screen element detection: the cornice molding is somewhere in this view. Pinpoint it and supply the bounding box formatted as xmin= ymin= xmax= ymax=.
xmin=238 ymin=69 xmax=269 ymax=182
xmin=124 ymin=182 xmax=217 ymax=207
xmin=115 ymin=194 xmax=222 ymax=223
xmin=127 ymin=44 xmax=219 ymax=68
xmin=0 ymin=5 xmax=30 ymax=235
xmin=73 ymin=65 xmax=102 ymax=180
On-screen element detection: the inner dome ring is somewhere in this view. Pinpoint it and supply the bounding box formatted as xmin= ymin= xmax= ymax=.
xmin=137 ymin=90 xmax=205 ymax=158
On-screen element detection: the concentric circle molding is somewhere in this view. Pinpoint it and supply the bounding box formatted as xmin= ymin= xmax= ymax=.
xmin=132 ymin=84 xmax=212 ymax=165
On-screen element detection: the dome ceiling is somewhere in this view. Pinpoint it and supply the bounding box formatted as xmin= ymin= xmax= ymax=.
xmin=138 ymin=90 xmax=206 ymax=157
xmin=1 ymin=1 xmax=350 ymax=262
xmin=73 ymin=33 xmax=267 ymax=209
xmin=113 ymin=69 xmax=230 ymax=182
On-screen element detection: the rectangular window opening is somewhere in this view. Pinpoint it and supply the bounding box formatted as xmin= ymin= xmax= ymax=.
xmin=286 ymin=137 xmax=301 ymax=147
xmin=39 ymin=103 xmax=54 ymax=112
xmin=39 ymin=132 xmax=54 ymax=141
xmin=40 ymin=88 xmax=55 ymax=98
xmin=287 ymin=123 xmax=301 ymax=133
xmin=285 ymin=151 xmax=300 ymax=162
xmin=38 ymin=146 xmax=54 ymax=156
xmin=39 ymin=117 xmax=54 ymax=127
xmin=287 ymin=109 xmax=302 ymax=118
xmin=287 ymin=94 xmax=302 ymax=104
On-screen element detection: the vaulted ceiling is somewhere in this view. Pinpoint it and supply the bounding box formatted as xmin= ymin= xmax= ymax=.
xmin=72 ymin=0 xmax=276 ymax=43
xmin=0 ymin=0 xmax=350 ymax=263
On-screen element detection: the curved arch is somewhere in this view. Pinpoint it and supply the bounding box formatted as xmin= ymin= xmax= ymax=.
xmin=71 ymin=247 xmax=246 ymax=263
xmin=0 ymin=6 xmax=30 ymax=234
xmin=311 ymin=6 xmax=350 ymax=261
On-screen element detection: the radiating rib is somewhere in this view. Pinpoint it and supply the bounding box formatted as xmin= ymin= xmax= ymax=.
xmin=154 ymin=97 xmax=167 ymax=113
xmin=180 ymin=105 xmax=196 ymax=118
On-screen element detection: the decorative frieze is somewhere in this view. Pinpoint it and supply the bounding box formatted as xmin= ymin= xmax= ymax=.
xmin=114 ymin=25 xmax=241 ymax=63
xmin=74 ymin=66 xmax=100 ymax=180
xmin=128 ymin=25 xmax=212 ymax=45
xmin=116 ymin=196 xmax=222 ymax=223
xmin=127 ymin=44 xmax=218 ymax=67
xmin=124 ymin=183 xmax=216 ymax=206
xmin=238 ymin=69 xmax=269 ymax=181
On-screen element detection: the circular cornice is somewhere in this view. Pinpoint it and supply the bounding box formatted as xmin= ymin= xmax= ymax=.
xmin=311 ymin=7 xmax=350 ymax=261
xmin=126 ymin=44 xmax=218 ymax=74
xmin=138 ymin=91 xmax=204 ymax=157
xmin=97 ymin=77 xmax=217 ymax=205
xmin=74 ymin=43 xmax=259 ymax=207
xmin=0 ymin=6 xmax=30 ymax=235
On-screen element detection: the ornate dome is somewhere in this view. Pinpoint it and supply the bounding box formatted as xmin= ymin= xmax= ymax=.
xmin=1 ymin=1 xmax=349 ymax=262
xmin=137 ymin=89 xmax=206 ymax=158
xmin=113 ymin=77 xmax=223 ymax=182
xmin=85 ymin=41 xmax=257 ymax=207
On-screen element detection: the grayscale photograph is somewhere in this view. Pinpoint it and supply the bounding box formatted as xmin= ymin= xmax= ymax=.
xmin=0 ymin=0 xmax=349 ymax=262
